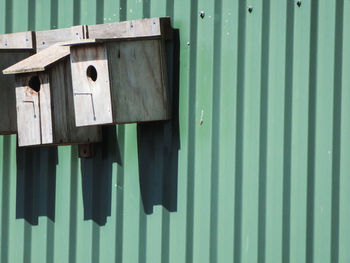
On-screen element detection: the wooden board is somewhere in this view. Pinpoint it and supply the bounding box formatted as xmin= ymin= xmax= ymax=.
xmin=3 ymin=44 xmax=70 ymax=74
xmin=0 ymin=17 xmax=171 ymax=51
xmin=0 ymin=52 xmax=34 ymax=134
xmin=87 ymin=17 xmax=172 ymax=40
xmin=0 ymin=31 xmax=34 ymax=50
xmin=38 ymin=73 xmax=53 ymax=144
xmin=49 ymin=59 xmax=70 ymax=143
xmin=35 ymin=25 xmax=86 ymax=51
xmin=70 ymin=43 xmax=113 ymax=126
xmin=15 ymin=74 xmax=41 ymax=146
xmin=107 ymin=39 xmax=170 ymax=123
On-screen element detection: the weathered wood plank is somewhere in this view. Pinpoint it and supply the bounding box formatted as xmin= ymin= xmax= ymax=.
xmin=107 ymin=39 xmax=170 ymax=123
xmin=35 ymin=25 xmax=85 ymax=51
xmin=87 ymin=17 xmax=172 ymax=40
xmin=49 ymin=59 xmax=70 ymax=143
xmin=15 ymin=74 xmax=41 ymax=146
xmin=0 ymin=31 xmax=35 ymax=50
xmin=70 ymin=43 xmax=113 ymax=126
xmin=38 ymin=73 xmax=53 ymax=144
xmin=3 ymin=44 xmax=70 ymax=75
xmin=0 ymin=17 xmax=171 ymax=51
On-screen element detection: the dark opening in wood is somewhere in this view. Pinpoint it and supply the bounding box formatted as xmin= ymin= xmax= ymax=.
xmin=86 ymin=65 xmax=98 ymax=82
xmin=28 ymin=75 xmax=41 ymax=92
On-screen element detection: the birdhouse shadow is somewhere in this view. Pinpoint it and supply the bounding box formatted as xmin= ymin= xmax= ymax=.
xmin=16 ymin=145 xmax=58 ymax=225
xmin=137 ymin=29 xmax=180 ymax=214
xmin=80 ymin=125 xmax=122 ymax=226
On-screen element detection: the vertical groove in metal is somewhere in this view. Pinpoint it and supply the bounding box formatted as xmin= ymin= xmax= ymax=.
xmin=257 ymin=0 xmax=270 ymax=262
xmin=233 ymin=1 xmax=246 ymax=263
xmin=209 ymin=0 xmax=222 ymax=262
xmin=283 ymin=1 xmax=294 ymax=262
xmin=185 ymin=0 xmax=198 ymax=262
xmin=1 ymin=0 xmax=350 ymax=262
xmin=306 ymin=0 xmax=319 ymax=262
xmin=331 ymin=2 xmax=344 ymax=263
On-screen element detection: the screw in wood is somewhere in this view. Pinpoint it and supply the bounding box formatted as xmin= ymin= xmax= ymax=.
xmin=297 ymin=1 xmax=301 ymax=7
xmin=200 ymin=11 xmax=205 ymax=19
xmin=248 ymin=6 xmax=253 ymax=13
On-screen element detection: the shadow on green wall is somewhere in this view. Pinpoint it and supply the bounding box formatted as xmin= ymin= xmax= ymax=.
xmin=137 ymin=29 xmax=180 ymax=215
xmin=16 ymin=145 xmax=58 ymax=225
xmin=80 ymin=125 xmax=122 ymax=226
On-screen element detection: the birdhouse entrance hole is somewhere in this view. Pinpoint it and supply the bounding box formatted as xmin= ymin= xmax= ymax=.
xmin=86 ymin=65 xmax=97 ymax=82
xmin=28 ymin=75 xmax=41 ymax=92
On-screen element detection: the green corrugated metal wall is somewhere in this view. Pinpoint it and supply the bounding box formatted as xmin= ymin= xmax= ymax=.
xmin=1 ymin=0 xmax=350 ymax=262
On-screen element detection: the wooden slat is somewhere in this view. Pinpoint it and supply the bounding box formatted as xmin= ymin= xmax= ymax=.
xmin=49 ymin=59 xmax=70 ymax=143
xmin=0 ymin=17 xmax=170 ymax=51
xmin=0 ymin=31 xmax=34 ymax=50
xmin=35 ymin=25 xmax=86 ymax=51
xmin=15 ymin=75 xmax=41 ymax=146
xmin=38 ymin=73 xmax=53 ymax=144
xmin=87 ymin=17 xmax=172 ymax=40
xmin=3 ymin=44 xmax=70 ymax=74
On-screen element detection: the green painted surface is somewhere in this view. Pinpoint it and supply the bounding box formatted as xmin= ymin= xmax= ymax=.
xmin=0 ymin=0 xmax=350 ymax=262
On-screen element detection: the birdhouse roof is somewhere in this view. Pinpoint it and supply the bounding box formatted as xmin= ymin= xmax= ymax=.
xmin=3 ymin=43 xmax=70 ymax=75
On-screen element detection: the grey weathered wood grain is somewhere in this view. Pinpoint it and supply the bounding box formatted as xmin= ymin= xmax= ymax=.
xmin=38 ymin=73 xmax=53 ymax=144
xmin=70 ymin=44 xmax=113 ymax=126
xmin=3 ymin=44 xmax=70 ymax=74
xmin=0 ymin=31 xmax=34 ymax=50
xmin=87 ymin=17 xmax=172 ymax=40
xmin=15 ymin=74 xmax=41 ymax=146
xmin=49 ymin=59 xmax=70 ymax=143
xmin=35 ymin=25 xmax=86 ymax=51
xmin=107 ymin=39 xmax=170 ymax=123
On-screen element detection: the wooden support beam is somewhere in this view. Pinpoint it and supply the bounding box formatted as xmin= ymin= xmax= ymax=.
xmin=87 ymin=17 xmax=173 ymax=40
xmin=0 ymin=31 xmax=35 ymax=50
xmin=35 ymin=25 xmax=87 ymax=51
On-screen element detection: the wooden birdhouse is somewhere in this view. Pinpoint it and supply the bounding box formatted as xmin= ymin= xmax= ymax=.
xmin=66 ymin=36 xmax=170 ymax=127
xmin=0 ymin=31 xmax=35 ymax=134
xmin=3 ymin=44 xmax=101 ymax=147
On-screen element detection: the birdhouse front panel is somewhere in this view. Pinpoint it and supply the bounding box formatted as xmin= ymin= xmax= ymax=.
xmin=70 ymin=44 xmax=113 ymax=127
xmin=15 ymin=73 xmax=52 ymax=146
